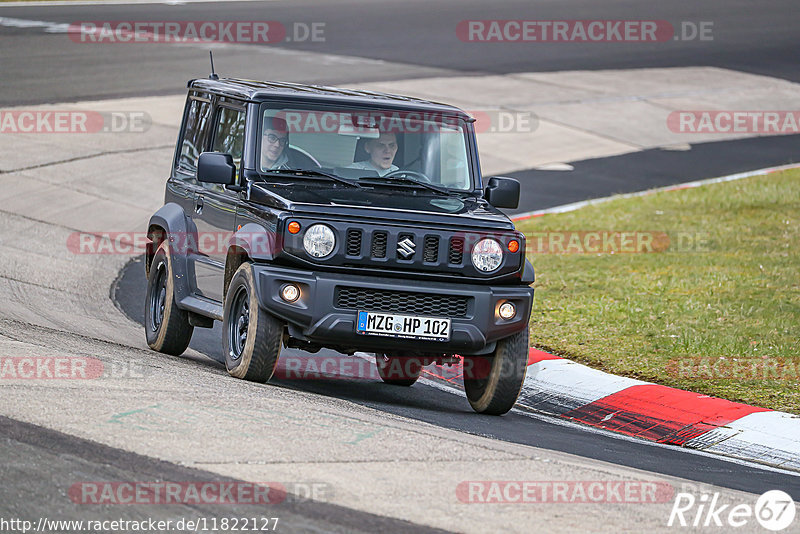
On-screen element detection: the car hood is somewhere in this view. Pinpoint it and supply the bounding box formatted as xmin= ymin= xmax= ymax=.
xmin=248 ymin=181 xmax=514 ymax=229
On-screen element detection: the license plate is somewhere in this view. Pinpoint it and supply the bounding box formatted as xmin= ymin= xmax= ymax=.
xmin=356 ymin=311 xmax=451 ymax=341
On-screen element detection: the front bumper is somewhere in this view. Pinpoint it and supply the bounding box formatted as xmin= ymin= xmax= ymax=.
xmin=251 ymin=263 xmax=534 ymax=355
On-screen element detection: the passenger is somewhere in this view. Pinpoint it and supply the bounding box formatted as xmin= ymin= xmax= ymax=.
xmin=347 ymin=132 xmax=399 ymax=177
xmin=261 ymin=117 xmax=291 ymax=170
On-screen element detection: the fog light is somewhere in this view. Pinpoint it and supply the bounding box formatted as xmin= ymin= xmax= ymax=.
xmin=498 ymin=302 xmax=516 ymax=320
xmin=280 ymin=284 xmax=300 ymax=303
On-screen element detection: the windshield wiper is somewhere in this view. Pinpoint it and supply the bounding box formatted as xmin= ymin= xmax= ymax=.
xmin=358 ymin=176 xmax=452 ymax=195
xmin=261 ymin=169 xmax=362 ymax=188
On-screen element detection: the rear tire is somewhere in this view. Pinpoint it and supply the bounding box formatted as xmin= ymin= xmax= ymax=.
xmin=463 ymin=328 xmax=529 ymax=415
xmin=375 ymin=353 xmax=422 ymax=387
xmin=223 ymin=262 xmax=282 ymax=383
xmin=144 ymin=241 xmax=194 ymax=355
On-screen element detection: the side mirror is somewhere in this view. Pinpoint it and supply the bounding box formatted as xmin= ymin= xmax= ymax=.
xmin=197 ymin=152 xmax=236 ymax=185
xmin=484 ymin=176 xmax=520 ymax=209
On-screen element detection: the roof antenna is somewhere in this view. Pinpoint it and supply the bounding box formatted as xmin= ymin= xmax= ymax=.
xmin=209 ymin=51 xmax=219 ymax=80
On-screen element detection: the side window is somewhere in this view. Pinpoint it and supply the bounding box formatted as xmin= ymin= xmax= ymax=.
xmin=438 ymin=129 xmax=470 ymax=189
xmin=177 ymin=97 xmax=212 ymax=177
xmin=212 ymin=106 xmax=246 ymax=182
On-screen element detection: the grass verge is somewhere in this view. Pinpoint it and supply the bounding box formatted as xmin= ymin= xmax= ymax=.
xmin=516 ymin=168 xmax=800 ymax=413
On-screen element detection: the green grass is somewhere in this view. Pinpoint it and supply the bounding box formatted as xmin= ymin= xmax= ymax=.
xmin=516 ymin=169 xmax=800 ymax=413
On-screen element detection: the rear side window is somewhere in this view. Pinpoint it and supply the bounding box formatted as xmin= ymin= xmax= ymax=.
xmin=212 ymin=107 xmax=246 ymax=180
xmin=177 ymin=97 xmax=212 ymax=176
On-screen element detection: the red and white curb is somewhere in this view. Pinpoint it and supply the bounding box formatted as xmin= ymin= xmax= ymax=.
xmin=272 ymin=350 xmax=800 ymax=471
xmin=506 ymin=163 xmax=800 ymax=471
xmin=520 ymin=349 xmax=800 ymax=472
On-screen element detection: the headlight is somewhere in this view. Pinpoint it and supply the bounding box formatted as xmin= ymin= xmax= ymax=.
xmin=303 ymin=224 xmax=335 ymax=258
xmin=471 ymin=238 xmax=503 ymax=272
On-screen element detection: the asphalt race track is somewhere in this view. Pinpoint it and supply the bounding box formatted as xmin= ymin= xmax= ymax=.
xmin=112 ymin=255 xmax=800 ymax=500
xmin=2 ymin=0 xmax=799 ymax=105
xmin=507 ymin=134 xmax=800 ymax=215
xmin=1 ymin=1 xmax=799 ymax=532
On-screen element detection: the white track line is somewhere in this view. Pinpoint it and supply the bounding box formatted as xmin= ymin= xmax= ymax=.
xmin=512 ymin=162 xmax=800 ymax=221
xmin=0 ymin=0 xmax=274 ymax=7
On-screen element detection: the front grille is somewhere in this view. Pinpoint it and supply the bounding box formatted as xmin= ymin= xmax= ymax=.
xmin=371 ymin=231 xmax=387 ymax=258
xmin=449 ymin=237 xmax=465 ymax=265
xmin=335 ymin=287 xmax=469 ymax=318
xmin=423 ymin=235 xmax=439 ymax=263
xmin=346 ymin=229 xmax=362 ymax=256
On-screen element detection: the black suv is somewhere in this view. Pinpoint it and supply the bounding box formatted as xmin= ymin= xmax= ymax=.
xmin=144 ymin=77 xmax=534 ymax=415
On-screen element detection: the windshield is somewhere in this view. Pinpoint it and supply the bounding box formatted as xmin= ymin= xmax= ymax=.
xmin=257 ymin=104 xmax=474 ymax=191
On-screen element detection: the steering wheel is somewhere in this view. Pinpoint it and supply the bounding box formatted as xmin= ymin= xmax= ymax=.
xmin=384 ymin=169 xmax=432 ymax=183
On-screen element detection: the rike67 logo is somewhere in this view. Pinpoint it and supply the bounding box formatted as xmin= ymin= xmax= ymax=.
xmin=668 ymin=490 xmax=796 ymax=531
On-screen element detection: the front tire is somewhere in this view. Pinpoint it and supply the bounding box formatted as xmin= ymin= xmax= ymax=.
xmin=144 ymin=241 xmax=194 ymax=355
xmin=375 ymin=353 xmax=422 ymax=387
xmin=463 ymin=328 xmax=529 ymax=415
xmin=223 ymin=262 xmax=282 ymax=383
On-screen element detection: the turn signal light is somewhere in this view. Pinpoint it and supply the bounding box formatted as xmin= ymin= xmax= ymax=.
xmin=288 ymin=221 xmax=301 ymax=234
xmin=507 ymin=240 xmax=520 ymax=253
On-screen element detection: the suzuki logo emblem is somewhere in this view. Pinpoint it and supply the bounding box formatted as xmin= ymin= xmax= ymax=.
xmin=397 ymin=237 xmax=416 ymax=258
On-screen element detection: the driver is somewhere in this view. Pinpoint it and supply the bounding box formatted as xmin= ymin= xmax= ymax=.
xmin=261 ymin=117 xmax=291 ymax=170
xmin=347 ymin=132 xmax=399 ymax=177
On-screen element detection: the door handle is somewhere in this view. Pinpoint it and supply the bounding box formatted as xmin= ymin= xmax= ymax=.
xmin=194 ymin=196 xmax=204 ymax=214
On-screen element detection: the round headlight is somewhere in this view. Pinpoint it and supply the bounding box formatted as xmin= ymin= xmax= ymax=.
xmin=303 ymin=224 xmax=335 ymax=258
xmin=471 ymin=238 xmax=503 ymax=272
